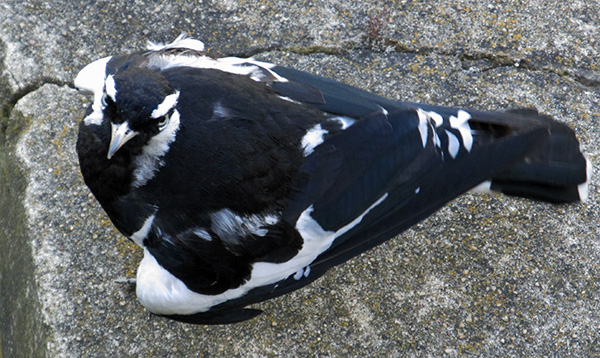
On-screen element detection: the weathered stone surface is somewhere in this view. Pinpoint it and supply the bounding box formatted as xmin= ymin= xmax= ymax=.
xmin=1 ymin=1 xmax=598 ymax=357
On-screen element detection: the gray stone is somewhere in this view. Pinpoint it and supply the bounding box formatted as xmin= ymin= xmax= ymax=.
xmin=1 ymin=0 xmax=599 ymax=357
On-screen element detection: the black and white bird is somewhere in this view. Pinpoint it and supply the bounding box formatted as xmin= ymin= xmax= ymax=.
xmin=75 ymin=35 xmax=590 ymax=324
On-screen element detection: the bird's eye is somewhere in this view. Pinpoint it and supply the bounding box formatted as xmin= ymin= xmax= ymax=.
xmin=101 ymin=93 xmax=108 ymax=107
xmin=158 ymin=113 xmax=171 ymax=131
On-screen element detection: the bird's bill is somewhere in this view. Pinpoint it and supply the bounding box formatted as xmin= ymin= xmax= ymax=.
xmin=108 ymin=122 xmax=138 ymax=159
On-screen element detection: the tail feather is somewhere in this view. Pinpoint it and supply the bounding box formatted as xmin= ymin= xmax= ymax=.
xmin=487 ymin=109 xmax=590 ymax=203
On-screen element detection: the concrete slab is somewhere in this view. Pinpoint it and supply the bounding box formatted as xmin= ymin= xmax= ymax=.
xmin=1 ymin=1 xmax=598 ymax=357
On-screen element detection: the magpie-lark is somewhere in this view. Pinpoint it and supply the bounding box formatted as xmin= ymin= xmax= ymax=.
xmin=75 ymin=35 xmax=591 ymax=324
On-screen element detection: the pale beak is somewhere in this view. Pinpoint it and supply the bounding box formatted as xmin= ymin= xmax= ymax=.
xmin=108 ymin=122 xmax=138 ymax=159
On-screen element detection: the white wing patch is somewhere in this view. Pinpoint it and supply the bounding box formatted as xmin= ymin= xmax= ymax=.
xmin=146 ymin=50 xmax=288 ymax=84
xmin=449 ymin=110 xmax=473 ymax=152
xmin=416 ymin=108 xmax=474 ymax=158
xmin=301 ymin=124 xmax=328 ymax=156
xmin=147 ymin=34 xmax=206 ymax=52
xmin=130 ymin=213 xmax=156 ymax=247
xmin=379 ymin=105 xmax=389 ymax=116
xmin=429 ymin=110 xmax=444 ymax=127
xmin=330 ymin=116 xmax=355 ymax=129
xmin=417 ymin=108 xmax=435 ymax=148
xmin=193 ymin=228 xmax=212 ymax=241
xmin=278 ymin=95 xmax=302 ymax=104
xmin=210 ymin=209 xmax=279 ymax=245
xmin=445 ymin=130 xmax=460 ymax=159
xmin=136 ymin=193 xmax=388 ymax=315
xmin=145 ymin=35 xmax=286 ymax=83
xmin=417 ymin=109 xmax=442 ymax=149
xmin=251 ymin=193 xmax=389 ymax=289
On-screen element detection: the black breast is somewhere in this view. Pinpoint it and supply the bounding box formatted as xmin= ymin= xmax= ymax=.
xmin=151 ymin=67 xmax=329 ymax=215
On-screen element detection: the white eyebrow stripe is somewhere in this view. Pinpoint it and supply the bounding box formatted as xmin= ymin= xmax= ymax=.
xmin=151 ymin=91 xmax=180 ymax=119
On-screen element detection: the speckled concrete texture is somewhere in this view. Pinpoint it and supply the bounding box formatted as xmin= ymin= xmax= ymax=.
xmin=0 ymin=1 xmax=598 ymax=357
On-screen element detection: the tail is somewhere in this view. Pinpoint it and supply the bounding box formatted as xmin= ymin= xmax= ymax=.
xmin=483 ymin=109 xmax=591 ymax=203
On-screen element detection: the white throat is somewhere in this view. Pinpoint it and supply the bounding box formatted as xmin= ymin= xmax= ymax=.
xmin=132 ymin=110 xmax=181 ymax=188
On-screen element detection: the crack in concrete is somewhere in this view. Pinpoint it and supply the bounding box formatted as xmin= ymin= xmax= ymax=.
xmin=232 ymin=40 xmax=600 ymax=90
xmin=2 ymin=77 xmax=72 ymax=117
xmin=2 ymin=39 xmax=595 ymax=136
xmin=1 ymin=77 xmax=73 ymax=140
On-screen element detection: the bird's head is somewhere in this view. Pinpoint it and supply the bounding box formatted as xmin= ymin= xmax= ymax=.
xmin=99 ymin=68 xmax=181 ymax=159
